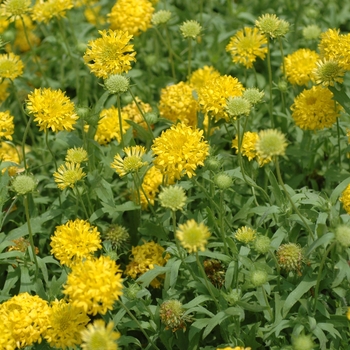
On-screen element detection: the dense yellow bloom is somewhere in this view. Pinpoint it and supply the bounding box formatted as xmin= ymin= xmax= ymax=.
xmin=151 ymin=123 xmax=209 ymax=183
xmin=0 ymin=142 xmax=21 ymax=176
xmin=290 ymin=85 xmax=342 ymax=130
xmin=176 ymin=219 xmax=211 ymax=253
xmin=198 ymin=75 xmax=244 ymax=121
xmin=81 ymin=320 xmax=120 ymax=350
xmin=340 ymin=184 xmax=350 ymax=214
xmin=0 ymin=320 xmax=15 ymax=350
xmin=53 ymin=162 xmax=86 ymax=190
xmin=125 ymin=241 xmax=169 ymax=288
xmin=159 ymin=81 xmax=199 ymax=127
xmin=139 ymin=165 xmax=163 ymax=209
xmin=27 ymin=88 xmax=78 ymax=132
xmin=0 ymin=111 xmax=14 ymax=140
xmin=51 ymin=219 xmax=102 ymax=267
xmin=31 ymin=0 xmax=73 ymax=23
xmin=0 ymin=52 xmax=24 ymax=80
xmin=108 ymin=0 xmax=154 ymax=36
xmin=284 ymin=48 xmax=319 ymax=85
xmin=0 ymin=293 xmax=50 ymax=347
xmin=319 ymin=28 xmax=350 ymax=70
xmin=226 ymin=27 xmax=267 ymax=68
xmin=44 ymin=299 xmax=90 ymax=349
xmin=83 ymin=29 xmax=136 ymax=79
xmin=111 ymin=145 xmax=148 ymax=177
xmin=189 ymin=65 xmax=221 ymax=91
xmin=1 ymin=0 xmax=31 ymax=19
xmin=94 ymin=106 xmax=130 ymax=145
xmin=0 ymin=79 xmax=10 ymax=102
xmin=63 ymin=256 xmax=123 ymax=315
xmin=235 ymin=226 xmax=257 ymax=244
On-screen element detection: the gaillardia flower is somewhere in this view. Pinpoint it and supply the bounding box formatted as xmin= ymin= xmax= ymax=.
xmin=189 ymin=65 xmax=221 ymax=91
xmin=0 ymin=110 xmax=14 ymax=140
xmin=83 ymin=29 xmax=136 ymax=79
xmin=255 ymin=13 xmax=289 ymax=39
xmin=176 ymin=219 xmax=211 ymax=253
xmin=340 ymin=184 xmax=350 ymax=214
xmin=151 ymin=123 xmax=209 ymax=183
xmin=53 ymin=162 xmax=86 ymax=190
xmin=226 ymin=27 xmax=267 ymax=68
xmin=31 ymin=0 xmax=73 ymax=23
xmin=50 ymin=219 xmax=102 ymax=267
xmin=63 ymin=256 xmax=123 ymax=315
xmin=313 ymin=58 xmax=345 ymax=86
xmin=283 ymin=48 xmax=319 ymax=86
xmin=0 ymin=52 xmax=24 ymax=80
xmin=65 ymin=147 xmax=88 ymax=164
xmin=180 ymin=20 xmax=202 ymax=39
xmin=277 ymin=243 xmax=303 ymax=273
xmin=152 ymin=10 xmax=171 ymax=26
xmin=255 ymin=129 xmax=287 ymax=161
xmin=290 ymin=85 xmax=342 ymax=130
xmin=108 ymin=0 xmax=154 ymax=36
xmin=1 ymin=0 xmax=31 ymax=19
xmin=12 ymin=174 xmax=36 ymax=195
xmin=235 ymin=226 xmax=257 ymax=244
xmin=159 ymin=300 xmax=191 ymax=332
xmin=26 ymin=88 xmax=78 ymax=132
xmin=158 ymin=185 xmax=187 ymax=211
xmin=111 ymin=145 xmax=148 ymax=177
xmin=139 ymin=165 xmax=164 ymax=209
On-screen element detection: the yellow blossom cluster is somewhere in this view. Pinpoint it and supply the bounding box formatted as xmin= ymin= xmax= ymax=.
xmin=31 ymin=0 xmax=74 ymax=23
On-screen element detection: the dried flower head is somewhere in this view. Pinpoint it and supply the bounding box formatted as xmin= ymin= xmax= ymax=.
xmin=235 ymin=226 xmax=257 ymax=244
xmin=226 ymin=27 xmax=267 ymax=68
xmin=83 ymin=29 xmax=136 ymax=79
xmin=12 ymin=174 xmax=36 ymax=195
xmin=53 ymin=162 xmax=86 ymax=190
xmin=0 ymin=52 xmax=24 ymax=80
xmin=105 ymin=224 xmax=129 ymax=248
xmin=104 ymin=74 xmax=130 ymax=94
xmin=277 ymin=243 xmax=303 ymax=273
xmin=176 ymin=219 xmax=211 ymax=253
xmin=255 ymin=129 xmax=287 ymax=160
xmin=152 ymin=10 xmax=171 ymax=26
xmin=111 ymin=145 xmax=148 ymax=177
xmin=159 ymin=300 xmax=191 ymax=332
xmin=314 ymin=58 xmax=345 ymax=86
xmin=65 ymin=147 xmax=88 ymax=164
xmin=180 ymin=20 xmax=202 ymax=39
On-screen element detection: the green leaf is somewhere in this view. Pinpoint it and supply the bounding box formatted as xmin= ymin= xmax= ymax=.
xmin=169 ymin=258 xmax=182 ymax=288
xmin=306 ymin=232 xmax=334 ymax=256
xmin=202 ymin=311 xmax=228 ymax=339
xmin=267 ymin=170 xmax=284 ymax=206
xmin=329 ymin=85 xmax=350 ymax=114
xmin=330 ymin=176 xmax=350 ymax=205
xmin=136 ymin=265 xmax=170 ymax=287
xmin=183 ymin=295 xmax=213 ymax=310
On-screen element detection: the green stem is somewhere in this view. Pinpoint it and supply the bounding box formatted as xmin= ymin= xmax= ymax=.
xmin=274 ymin=157 xmax=314 ymax=237
xmin=73 ymin=186 xmax=89 ymax=219
xmin=165 ymin=26 xmax=176 ymax=80
xmin=261 ymin=286 xmax=273 ymax=321
xmin=278 ymin=37 xmax=286 ymax=78
xmin=21 ymin=116 xmax=33 ymax=172
xmin=187 ymin=38 xmax=192 ymax=78
xmin=266 ymin=38 xmax=274 ymax=127
xmin=24 ymin=195 xmax=39 ymax=278
xmin=313 ymin=241 xmax=336 ymax=313
xmin=135 ymin=172 xmax=156 ymax=216
xmin=219 ymin=191 xmax=229 ymax=255
xmin=116 ymin=94 xmax=124 ymax=148
xmin=336 ymin=115 xmax=342 ymax=170
xmin=117 ymin=300 xmax=160 ymax=350
xmin=269 ymin=249 xmax=281 ymax=293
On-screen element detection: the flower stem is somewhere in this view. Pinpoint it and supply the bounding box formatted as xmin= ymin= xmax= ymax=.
xmin=73 ymin=186 xmax=89 ymax=219
xmin=187 ymin=38 xmax=192 ymax=78
xmin=116 ymin=94 xmax=124 ymax=148
xmin=336 ymin=115 xmax=342 ymax=170
xmin=266 ymin=38 xmax=274 ymax=127
xmin=21 ymin=116 xmax=33 ymax=172
xmin=219 ymin=190 xmax=229 ymax=255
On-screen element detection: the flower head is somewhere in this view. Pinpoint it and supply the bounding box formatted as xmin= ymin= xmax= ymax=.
xmin=250 ymin=269 xmax=268 ymax=287
xmin=53 ymin=162 xmax=86 ymax=190
xmin=81 ymin=320 xmax=120 ymax=350
xmin=44 ymin=299 xmax=90 ymax=349
xmin=31 ymin=0 xmax=73 ymax=23
xmin=198 ymin=75 xmax=244 ymax=121
xmin=314 ymin=58 xmax=345 ymax=86
xmin=0 ymin=142 xmax=22 ymax=176
xmin=159 ymin=81 xmax=199 ymax=126
xmin=292 ymin=334 xmax=315 ymax=350
xmin=255 ymin=13 xmax=289 ymax=39
xmin=105 ymin=224 xmax=129 ymax=249
xmin=27 ymin=88 xmax=78 ymax=132
xmin=12 ymin=174 xmax=36 ymax=195
xmin=334 ymin=225 xmax=350 ymax=248
xmin=104 ymin=74 xmax=130 ymax=94
xmin=1 ymin=0 xmax=31 ymax=19
xmin=214 ymin=172 xmax=233 ymax=190
xmin=340 ymin=184 xmax=350 ymax=214
xmin=83 ymin=29 xmax=136 ymax=79
xmin=63 ymin=256 xmax=123 ymax=315
xmin=151 ymin=123 xmax=209 ymax=183
xmin=65 ymin=147 xmax=88 ymax=164
xmin=0 ymin=52 xmax=24 ymax=80
xmin=255 ymin=129 xmax=287 ymax=160
xmin=302 ymin=24 xmax=321 ymax=40
xmin=158 ymin=185 xmax=187 ymax=211
xmin=283 ymin=49 xmax=319 ymax=86
xmin=226 ymin=96 xmax=251 ymax=118
xmin=125 ymin=241 xmax=169 ymax=288
xmin=111 ymin=145 xmax=148 ymax=177
xmin=51 ymin=219 xmax=102 ymax=267
xmin=290 ymin=85 xmax=342 ymax=130
xmin=0 ymin=111 xmax=14 ymax=140
xmin=189 ymin=65 xmax=221 ymax=91
xmin=180 ymin=20 xmax=202 ymax=39
xmin=108 ymin=0 xmax=154 ymax=36
xmin=243 ymin=88 xmax=264 ymax=105
xmin=253 ymin=235 xmax=271 ymax=254
xmin=226 ymin=27 xmax=267 ymax=68
xmin=152 ymin=10 xmax=171 ymax=26
xmin=235 ymin=226 xmax=257 ymax=244
xmin=176 ymin=219 xmax=211 ymax=253
xmin=277 ymin=243 xmax=303 ymax=273
xmin=160 ymin=300 xmax=190 ymax=332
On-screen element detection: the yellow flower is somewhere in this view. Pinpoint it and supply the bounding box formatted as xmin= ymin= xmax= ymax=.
xmin=188 ymin=65 xmax=221 ymax=91
xmin=0 ymin=79 xmax=10 ymax=102
xmin=159 ymin=185 xmax=187 ymax=211
xmin=255 ymin=13 xmax=289 ymax=39
xmin=0 ymin=319 xmax=15 ymax=350
xmin=26 ymin=88 xmax=78 ymax=132
xmin=159 ymin=81 xmax=199 ymax=127
xmin=0 ymin=293 xmax=50 ymax=347
xmin=256 ymin=129 xmax=287 ymax=160
xmin=111 ymin=145 xmax=148 ymax=177
xmin=319 ymin=29 xmax=350 ymax=71
xmin=94 ymin=106 xmax=130 ymax=145
xmin=53 ymin=162 xmax=86 ymax=190
xmin=226 ymin=27 xmax=267 ymax=69
xmin=63 ymin=256 xmax=123 ymax=315
xmin=31 ymin=0 xmax=73 ymax=23
xmin=198 ymin=75 xmax=244 ymax=121
xmin=0 ymin=110 xmax=14 ymax=140
xmin=0 ymin=142 xmax=21 ymax=176
xmin=0 ymin=52 xmax=24 ymax=80
xmin=81 ymin=320 xmax=120 ymax=350
xmin=290 ymin=85 xmax=342 ymax=130
xmin=139 ymin=165 xmax=164 ymax=209
xmin=283 ymin=48 xmax=320 ymax=85
xmin=314 ymin=58 xmax=345 ymax=86
xmin=1 ymin=0 xmax=31 ymax=19
xmin=108 ymin=0 xmax=154 ymax=36
xmin=180 ymin=20 xmax=202 ymax=39
xmin=83 ymin=29 xmax=136 ymax=79
xmin=151 ymin=123 xmax=209 ymax=183
xmin=176 ymin=219 xmax=211 ymax=253
xmin=65 ymin=147 xmax=88 ymax=164
xmin=125 ymin=241 xmax=169 ymax=288
xmin=50 ymin=219 xmax=102 ymax=267
xmin=235 ymin=226 xmax=257 ymax=244
xmin=44 ymin=299 xmax=90 ymax=349
xmin=84 ymin=3 xmax=104 ymax=27
xmin=347 ymin=307 xmax=350 ymax=320
xmin=340 ymin=183 xmax=350 ymax=214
